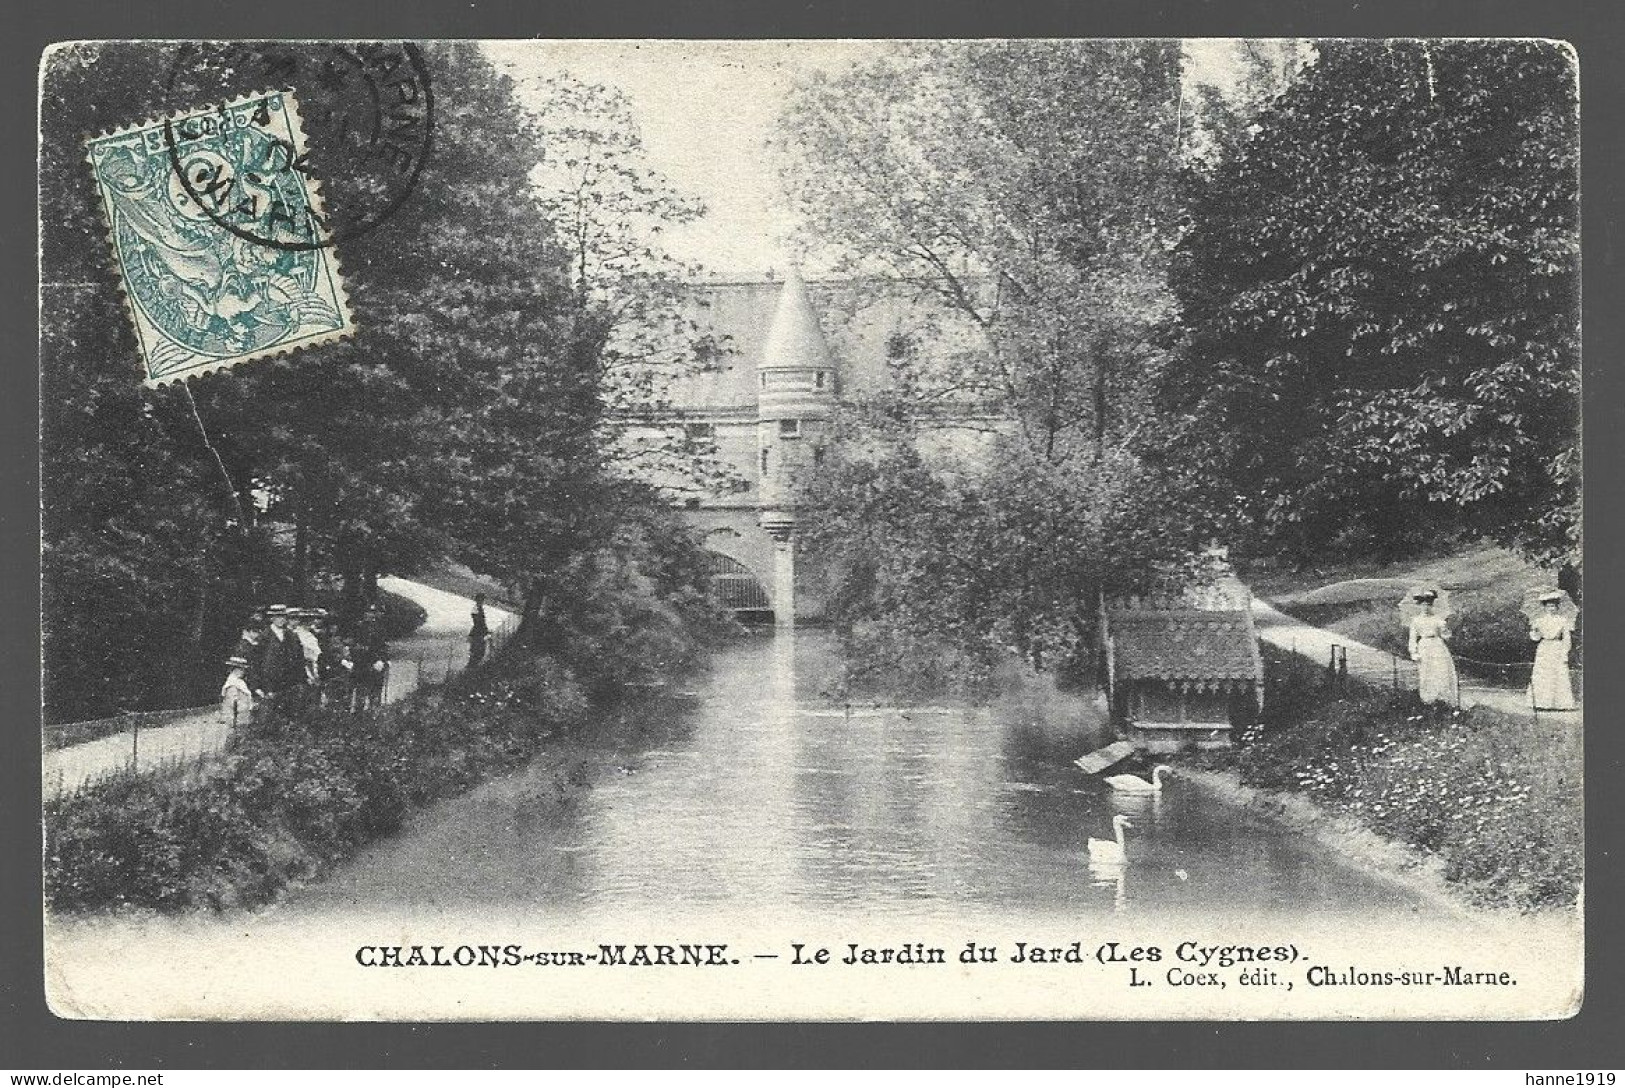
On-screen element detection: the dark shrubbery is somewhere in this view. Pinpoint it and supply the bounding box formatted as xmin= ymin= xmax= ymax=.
xmin=374 ymin=589 xmax=430 ymax=640
xmin=1232 ymin=651 xmax=1582 ymax=910
xmin=45 ymin=650 xmax=589 ymax=913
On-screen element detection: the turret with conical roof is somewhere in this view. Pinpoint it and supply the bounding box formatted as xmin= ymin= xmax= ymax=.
xmin=757 ymin=268 xmax=837 ymax=537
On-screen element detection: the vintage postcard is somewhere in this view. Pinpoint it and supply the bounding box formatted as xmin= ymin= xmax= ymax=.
xmin=39 ymin=39 xmax=1582 ymax=1021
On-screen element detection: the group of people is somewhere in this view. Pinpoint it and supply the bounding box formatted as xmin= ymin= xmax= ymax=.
xmin=220 ymin=602 xmax=389 ymax=724
xmin=1406 ymin=589 xmax=1578 ymax=711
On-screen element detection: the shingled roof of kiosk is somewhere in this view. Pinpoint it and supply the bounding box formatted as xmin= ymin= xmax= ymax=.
xmin=1103 ymin=597 xmax=1264 ymax=691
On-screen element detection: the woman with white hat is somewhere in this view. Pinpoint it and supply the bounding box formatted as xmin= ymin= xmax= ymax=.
xmin=1529 ymin=590 xmax=1577 ymax=711
xmin=1407 ymin=590 xmax=1458 ymax=706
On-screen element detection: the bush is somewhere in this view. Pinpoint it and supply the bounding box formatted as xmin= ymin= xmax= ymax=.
xmin=374 ymin=589 xmax=429 ymax=640
xmin=1447 ymin=604 xmax=1548 ymax=667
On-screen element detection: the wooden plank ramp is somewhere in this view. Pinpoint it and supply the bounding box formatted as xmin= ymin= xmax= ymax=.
xmin=1072 ymin=740 xmax=1136 ymax=775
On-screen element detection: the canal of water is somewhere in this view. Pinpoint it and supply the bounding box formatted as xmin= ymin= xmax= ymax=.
xmin=282 ymin=630 xmax=1451 ymax=926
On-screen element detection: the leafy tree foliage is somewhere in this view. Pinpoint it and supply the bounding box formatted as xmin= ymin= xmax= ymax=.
xmin=778 ymin=41 xmax=1214 ymax=678
xmin=1163 ymin=41 xmax=1580 ymax=565
xmin=803 ymin=438 xmax=1209 ymax=688
xmin=514 ymin=73 xmax=738 ymax=497
xmin=41 ymin=43 xmax=723 ymax=720
xmin=779 ymin=41 xmax=1185 ymax=463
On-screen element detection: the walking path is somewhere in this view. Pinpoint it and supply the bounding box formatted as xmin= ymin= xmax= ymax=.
xmin=1249 ymin=592 xmax=1580 ymax=721
xmin=373 ymin=576 xmax=517 ymax=704
xmin=42 ymin=579 xmax=516 ymax=797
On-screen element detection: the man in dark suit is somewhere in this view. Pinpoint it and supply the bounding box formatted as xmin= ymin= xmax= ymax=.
xmin=260 ymin=604 xmax=308 ymax=697
xmin=354 ymin=602 xmax=389 ymax=709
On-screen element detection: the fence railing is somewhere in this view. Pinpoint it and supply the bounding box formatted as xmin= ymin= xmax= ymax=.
xmin=44 ymin=614 xmax=522 ymax=800
xmin=1272 ymin=638 xmax=1582 ymax=723
xmin=44 ymin=717 xmax=232 ymax=801
xmin=43 ymin=703 xmax=218 ymax=751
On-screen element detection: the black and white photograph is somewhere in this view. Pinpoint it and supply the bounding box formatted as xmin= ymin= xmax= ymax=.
xmin=37 ymin=37 xmax=1582 ymax=1020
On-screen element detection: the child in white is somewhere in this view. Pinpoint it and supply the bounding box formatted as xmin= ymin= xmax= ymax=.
xmin=221 ymin=656 xmax=254 ymax=725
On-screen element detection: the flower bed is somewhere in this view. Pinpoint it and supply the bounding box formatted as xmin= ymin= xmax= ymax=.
xmin=1217 ymin=649 xmax=1581 ymax=910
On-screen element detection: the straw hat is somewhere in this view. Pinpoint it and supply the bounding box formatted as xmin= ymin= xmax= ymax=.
xmin=1398 ymin=585 xmax=1452 ymax=620
xmin=1521 ymin=588 xmax=1578 ymax=621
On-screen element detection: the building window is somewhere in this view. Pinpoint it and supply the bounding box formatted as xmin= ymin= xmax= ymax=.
xmin=778 ymin=419 xmax=801 ymax=438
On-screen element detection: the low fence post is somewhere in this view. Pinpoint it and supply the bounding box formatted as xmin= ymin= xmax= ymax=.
xmin=1327 ymin=645 xmax=1347 ymax=691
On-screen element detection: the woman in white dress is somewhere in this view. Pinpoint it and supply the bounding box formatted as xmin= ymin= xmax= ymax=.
xmin=1408 ymin=592 xmax=1458 ymax=705
xmin=1528 ymin=591 xmax=1577 ymax=711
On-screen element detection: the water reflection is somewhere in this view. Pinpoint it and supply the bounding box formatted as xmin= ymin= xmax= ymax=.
xmin=1088 ymin=858 xmax=1128 ymax=912
xmin=286 ymin=630 xmax=1454 ymax=925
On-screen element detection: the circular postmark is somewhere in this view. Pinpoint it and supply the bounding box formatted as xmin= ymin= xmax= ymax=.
xmin=162 ymin=42 xmax=434 ymax=251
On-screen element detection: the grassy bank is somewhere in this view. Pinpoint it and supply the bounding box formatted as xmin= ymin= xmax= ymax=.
xmin=1196 ymin=649 xmax=1581 ymax=910
xmin=46 ymin=645 xmax=629 ymax=913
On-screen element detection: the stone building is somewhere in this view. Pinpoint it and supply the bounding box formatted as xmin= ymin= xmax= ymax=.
xmin=622 ymin=270 xmax=997 ymax=624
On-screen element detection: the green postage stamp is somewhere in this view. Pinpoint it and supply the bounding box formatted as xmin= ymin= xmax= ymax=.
xmin=87 ymin=91 xmax=354 ymax=386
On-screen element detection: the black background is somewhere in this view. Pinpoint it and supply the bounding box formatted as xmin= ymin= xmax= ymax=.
xmin=6 ymin=0 xmax=1622 ymax=1069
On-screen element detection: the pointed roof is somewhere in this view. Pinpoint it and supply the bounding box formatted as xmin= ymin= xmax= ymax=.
xmin=761 ymin=268 xmax=835 ymax=371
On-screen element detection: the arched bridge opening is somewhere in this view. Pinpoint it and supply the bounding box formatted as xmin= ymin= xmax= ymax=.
xmin=704 ymin=551 xmax=774 ymax=625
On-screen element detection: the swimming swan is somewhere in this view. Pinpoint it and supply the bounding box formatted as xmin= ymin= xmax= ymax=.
xmin=1105 ymin=765 xmax=1173 ymax=794
xmin=1088 ymin=815 xmax=1134 ymax=865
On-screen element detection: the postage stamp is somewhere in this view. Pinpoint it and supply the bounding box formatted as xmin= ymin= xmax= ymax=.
xmin=86 ymin=90 xmax=354 ymax=386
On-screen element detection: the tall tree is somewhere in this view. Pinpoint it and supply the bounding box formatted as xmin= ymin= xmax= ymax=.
xmin=778 ymin=41 xmax=1213 ymax=677
xmin=1164 ymin=40 xmax=1580 ymax=565
xmin=40 ymin=43 xmax=286 ymax=718
xmin=512 ymin=72 xmax=737 ymax=497
xmin=778 ymin=40 xmax=1185 ymax=463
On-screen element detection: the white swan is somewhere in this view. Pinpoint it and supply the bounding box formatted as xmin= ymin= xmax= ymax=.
xmin=1087 ymin=815 xmax=1134 ymax=865
xmin=1105 ymin=764 xmax=1173 ymax=794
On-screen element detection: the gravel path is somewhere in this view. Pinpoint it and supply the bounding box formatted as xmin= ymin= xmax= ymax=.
xmin=1250 ymin=594 xmax=1580 ymax=721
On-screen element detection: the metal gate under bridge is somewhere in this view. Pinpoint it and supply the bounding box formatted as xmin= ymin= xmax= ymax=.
xmin=705 ymin=552 xmax=772 ymax=618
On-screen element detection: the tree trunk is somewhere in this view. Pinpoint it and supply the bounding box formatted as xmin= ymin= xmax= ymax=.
xmin=1558 ymin=562 xmax=1581 ymax=606
xmin=293 ymin=499 xmax=310 ymax=604
xmin=1093 ymin=341 xmax=1109 ymax=463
